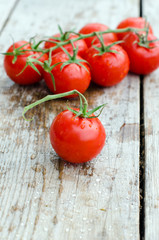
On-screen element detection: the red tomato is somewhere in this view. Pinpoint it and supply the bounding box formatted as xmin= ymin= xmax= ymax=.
xmin=121 ymin=32 xmax=159 ymax=74
xmin=79 ymin=23 xmax=117 ymax=48
xmin=4 ymin=41 xmax=48 ymax=85
xmin=44 ymin=33 xmax=88 ymax=58
xmin=85 ymin=43 xmax=129 ymax=87
xmin=50 ymin=109 xmax=106 ymax=163
xmin=44 ymin=52 xmax=91 ymax=97
xmin=116 ymin=17 xmax=153 ymax=40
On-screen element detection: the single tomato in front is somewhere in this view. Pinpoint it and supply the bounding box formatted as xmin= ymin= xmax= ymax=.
xmin=50 ymin=109 xmax=106 ymax=163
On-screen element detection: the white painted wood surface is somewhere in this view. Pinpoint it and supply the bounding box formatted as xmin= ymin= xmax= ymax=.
xmin=144 ymin=1 xmax=159 ymax=240
xmin=0 ymin=0 xmax=140 ymax=239
xmin=0 ymin=0 xmax=18 ymax=33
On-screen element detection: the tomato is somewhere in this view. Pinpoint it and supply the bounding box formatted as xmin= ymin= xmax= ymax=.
xmin=44 ymin=52 xmax=91 ymax=97
xmin=4 ymin=41 xmax=48 ymax=85
xmin=50 ymin=109 xmax=106 ymax=163
xmin=121 ymin=32 xmax=159 ymax=74
xmin=84 ymin=42 xmax=129 ymax=87
xmin=44 ymin=33 xmax=88 ymax=58
xmin=79 ymin=23 xmax=117 ymax=48
xmin=116 ymin=17 xmax=153 ymax=40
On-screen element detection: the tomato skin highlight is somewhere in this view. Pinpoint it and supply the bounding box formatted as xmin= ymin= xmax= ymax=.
xmin=50 ymin=109 xmax=106 ymax=163
xmin=121 ymin=32 xmax=159 ymax=75
xmin=116 ymin=17 xmax=153 ymax=40
xmin=4 ymin=41 xmax=48 ymax=85
xmin=85 ymin=43 xmax=130 ymax=87
xmin=44 ymin=52 xmax=91 ymax=97
xmin=79 ymin=23 xmax=118 ymax=48
xmin=44 ymin=33 xmax=88 ymax=58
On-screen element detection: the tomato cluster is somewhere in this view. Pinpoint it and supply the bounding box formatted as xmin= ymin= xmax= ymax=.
xmin=3 ymin=17 xmax=159 ymax=163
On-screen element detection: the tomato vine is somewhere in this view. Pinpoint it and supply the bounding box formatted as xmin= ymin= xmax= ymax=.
xmin=23 ymin=89 xmax=106 ymax=121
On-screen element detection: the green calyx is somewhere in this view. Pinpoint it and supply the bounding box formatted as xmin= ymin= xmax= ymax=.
xmin=59 ymin=41 xmax=89 ymax=72
xmin=44 ymin=25 xmax=71 ymax=46
xmin=57 ymin=25 xmax=71 ymax=41
xmin=92 ymin=32 xmax=123 ymax=56
xmin=136 ymin=30 xmax=158 ymax=49
xmin=43 ymin=49 xmax=60 ymax=91
xmin=134 ymin=20 xmax=158 ymax=49
xmin=17 ymin=53 xmax=44 ymax=76
xmin=23 ymin=89 xmax=106 ymax=121
xmin=68 ymin=101 xmax=107 ymax=119
xmin=2 ymin=42 xmax=29 ymax=64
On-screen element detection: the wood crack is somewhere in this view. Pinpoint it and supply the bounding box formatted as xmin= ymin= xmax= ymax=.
xmin=139 ymin=75 xmax=146 ymax=240
xmin=139 ymin=2 xmax=146 ymax=240
xmin=0 ymin=0 xmax=21 ymax=36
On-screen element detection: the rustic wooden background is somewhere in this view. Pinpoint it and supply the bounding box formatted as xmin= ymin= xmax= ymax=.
xmin=0 ymin=0 xmax=158 ymax=239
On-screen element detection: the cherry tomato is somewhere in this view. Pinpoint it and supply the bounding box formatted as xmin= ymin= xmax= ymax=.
xmin=79 ymin=23 xmax=117 ymax=48
xmin=50 ymin=109 xmax=106 ymax=163
xmin=116 ymin=17 xmax=153 ymax=40
xmin=85 ymin=43 xmax=129 ymax=87
xmin=4 ymin=41 xmax=48 ymax=85
xmin=44 ymin=33 xmax=88 ymax=58
xmin=121 ymin=32 xmax=159 ymax=74
xmin=44 ymin=52 xmax=91 ymax=97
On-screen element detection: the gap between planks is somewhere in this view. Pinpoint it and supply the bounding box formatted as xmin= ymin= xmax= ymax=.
xmin=139 ymin=75 xmax=146 ymax=240
xmin=139 ymin=0 xmax=146 ymax=239
xmin=0 ymin=0 xmax=20 ymax=35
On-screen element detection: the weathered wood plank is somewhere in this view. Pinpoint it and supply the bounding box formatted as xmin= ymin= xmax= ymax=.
xmin=0 ymin=0 xmax=140 ymax=239
xmin=143 ymin=1 xmax=159 ymax=239
xmin=0 ymin=0 xmax=19 ymax=32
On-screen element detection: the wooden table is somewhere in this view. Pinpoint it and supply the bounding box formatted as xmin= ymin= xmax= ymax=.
xmin=0 ymin=0 xmax=158 ymax=239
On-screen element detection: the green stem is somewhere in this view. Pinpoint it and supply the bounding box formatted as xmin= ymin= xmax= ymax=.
xmin=23 ymin=89 xmax=88 ymax=120
xmin=30 ymin=27 xmax=147 ymax=54
xmin=83 ymin=103 xmax=87 ymax=116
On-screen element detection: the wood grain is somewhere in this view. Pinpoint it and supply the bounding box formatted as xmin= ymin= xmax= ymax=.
xmin=0 ymin=0 xmax=19 ymax=33
xmin=143 ymin=1 xmax=159 ymax=239
xmin=0 ymin=0 xmax=140 ymax=239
